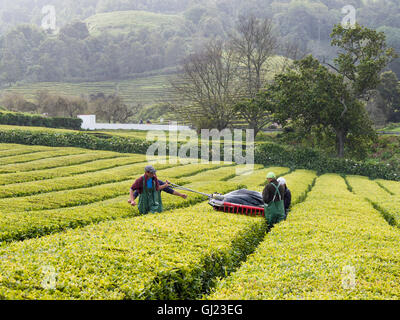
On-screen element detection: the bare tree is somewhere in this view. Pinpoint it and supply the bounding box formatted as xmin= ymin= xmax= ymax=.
xmin=1 ymin=92 xmax=38 ymax=113
xmin=227 ymin=15 xmax=279 ymax=136
xmin=230 ymin=15 xmax=278 ymax=99
xmin=63 ymin=96 xmax=87 ymax=118
xmin=170 ymin=40 xmax=241 ymax=131
xmin=90 ymin=94 xmax=134 ymax=123
xmin=277 ymin=40 xmax=307 ymax=73
xmin=36 ymin=90 xmax=87 ymax=118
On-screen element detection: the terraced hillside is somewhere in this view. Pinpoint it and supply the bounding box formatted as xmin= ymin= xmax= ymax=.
xmin=1 ymin=75 xmax=178 ymax=107
xmin=85 ymin=10 xmax=187 ymax=37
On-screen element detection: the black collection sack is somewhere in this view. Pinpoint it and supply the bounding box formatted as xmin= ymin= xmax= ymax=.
xmin=222 ymin=189 xmax=264 ymax=207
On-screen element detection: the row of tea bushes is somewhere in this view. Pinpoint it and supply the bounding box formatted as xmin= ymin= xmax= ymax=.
xmin=0 ymin=150 xmax=130 ymax=174
xmin=0 ymin=155 xmax=147 ymax=185
xmin=347 ymin=175 xmax=400 ymax=228
xmin=208 ymin=174 xmax=400 ymax=299
xmin=0 ymin=181 xmax=242 ymax=243
xmin=0 ymin=201 xmax=266 ymax=299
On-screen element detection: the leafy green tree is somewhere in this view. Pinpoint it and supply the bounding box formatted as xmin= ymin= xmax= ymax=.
xmin=233 ymin=94 xmax=272 ymax=138
xmin=184 ymin=5 xmax=207 ymax=25
xmin=0 ymin=25 xmax=45 ymax=85
xmin=377 ymin=71 xmax=400 ymax=122
xmin=90 ymin=94 xmax=133 ymax=123
xmin=269 ymin=55 xmax=376 ymax=158
xmin=328 ymin=23 xmax=398 ymax=99
xmin=59 ymin=21 xmax=90 ymax=40
xmin=377 ymin=26 xmax=400 ymax=78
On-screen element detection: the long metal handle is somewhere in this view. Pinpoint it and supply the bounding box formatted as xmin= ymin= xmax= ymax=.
xmin=169 ymin=183 xmax=211 ymax=198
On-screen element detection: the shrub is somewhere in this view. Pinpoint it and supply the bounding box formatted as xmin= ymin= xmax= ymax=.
xmin=254 ymin=143 xmax=400 ymax=181
xmin=208 ymin=174 xmax=400 ymax=299
xmin=0 ymin=111 xmax=82 ymax=130
xmin=0 ymin=127 xmax=398 ymax=181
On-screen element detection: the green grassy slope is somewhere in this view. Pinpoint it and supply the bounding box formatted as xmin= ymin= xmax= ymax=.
xmin=1 ymin=75 xmax=177 ymax=106
xmin=85 ymin=10 xmax=187 ymax=36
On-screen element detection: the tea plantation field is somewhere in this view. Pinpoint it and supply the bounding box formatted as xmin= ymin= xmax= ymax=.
xmin=1 ymin=75 xmax=177 ymax=107
xmin=0 ymin=143 xmax=399 ymax=299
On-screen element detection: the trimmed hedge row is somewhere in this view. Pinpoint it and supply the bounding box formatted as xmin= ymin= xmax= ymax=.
xmin=0 ymin=128 xmax=399 ymax=181
xmin=0 ymin=111 xmax=82 ymax=130
xmin=0 ymin=155 xmax=145 ymax=185
xmin=0 ymin=129 xmax=238 ymax=160
xmin=0 ymin=201 xmax=265 ymax=300
xmin=254 ymin=143 xmax=400 ymax=181
xmin=347 ymin=175 xmax=400 ymax=228
xmin=208 ymin=174 xmax=400 ymax=299
xmin=0 ymin=129 xmax=152 ymax=154
xmin=0 ymin=180 xmax=236 ymax=244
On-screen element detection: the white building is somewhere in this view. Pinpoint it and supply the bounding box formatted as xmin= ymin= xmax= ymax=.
xmin=77 ymin=115 xmax=191 ymax=131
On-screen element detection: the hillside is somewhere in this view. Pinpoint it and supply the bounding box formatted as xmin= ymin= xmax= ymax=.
xmin=85 ymin=10 xmax=188 ymax=36
xmin=0 ymin=54 xmax=286 ymax=107
xmin=1 ymin=74 xmax=177 ymax=106
xmin=1 ymin=0 xmax=399 ymax=86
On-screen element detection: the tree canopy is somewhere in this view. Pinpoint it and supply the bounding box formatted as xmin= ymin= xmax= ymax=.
xmin=269 ymin=55 xmax=377 ymax=158
xmin=0 ymin=0 xmax=399 ymax=87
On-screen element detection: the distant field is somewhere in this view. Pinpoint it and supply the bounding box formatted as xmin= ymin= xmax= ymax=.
xmin=0 ymin=124 xmax=259 ymax=145
xmin=1 ymin=75 xmax=178 ymax=107
xmin=382 ymin=126 xmax=400 ymax=132
xmin=85 ymin=10 xmax=187 ymax=37
xmin=1 ymin=54 xmax=287 ymax=108
xmin=0 ymin=124 xmax=77 ymax=134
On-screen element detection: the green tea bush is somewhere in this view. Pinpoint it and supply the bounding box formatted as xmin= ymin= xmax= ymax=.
xmin=255 ymin=143 xmax=400 ymax=181
xmin=0 ymin=111 xmax=82 ymax=130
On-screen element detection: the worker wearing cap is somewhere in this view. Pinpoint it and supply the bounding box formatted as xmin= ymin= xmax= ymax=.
xmin=129 ymin=165 xmax=187 ymax=214
xmin=277 ymin=177 xmax=291 ymax=220
xmin=262 ymin=172 xmax=285 ymax=227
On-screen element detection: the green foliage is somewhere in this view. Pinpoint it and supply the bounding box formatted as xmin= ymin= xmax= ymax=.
xmin=184 ymin=5 xmax=208 ymax=25
xmin=0 ymin=148 xmax=85 ymax=166
xmin=59 ymin=20 xmax=90 ymax=40
xmin=0 ymin=149 xmax=127 ymax=174
xmin=0 ymin=125 xmax=398 ymax=181
xmin=85 ymin=10 xmax=187 ymax=36
xmin=0 ymin=128 xmax=152 ymax=154
xmin=136 ymin=103 xmax=172 ymax=123
xmin=1 ymin=0 xmax=400 ymax=86
xmin=377 ymin=71 xmax=400 ymax=122
xmin=268 ymin=55 xmax=377 ymax=157
xmin=0 ymin=159 xmax=235 ymax=243
xmin=2 ymin=75 xmax=178 ymax=112
xmin=0 ymin=202 xmax=266 ymax=299
xmin=208 ymin=174 xmax=400 ymax=299
xmin=233 ymin=92 xmax=272 ymax=137
xmin=254 ymin=142 xmax=400 ymax=181
xmin=347 ymin=175 xmax=400 ymax=227
xmin=0 ymin=111 xmax=82 ymax=130
xmin=0 ymin=155 xmax=145 ymax=185
xmin=331 ymin=23 xmax=398 ymax=97
xmin=1 ymin=141 xmax=400 ymax=299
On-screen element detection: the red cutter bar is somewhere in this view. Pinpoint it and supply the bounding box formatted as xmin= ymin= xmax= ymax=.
xmin=211 ymin=200 xmax=265 ymax=217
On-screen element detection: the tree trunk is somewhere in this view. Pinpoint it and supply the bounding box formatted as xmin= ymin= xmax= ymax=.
xmin=336 ymin=129 xmax=346 ymax=158
xmin=250 ymin=121 xmax=260 ymax=139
